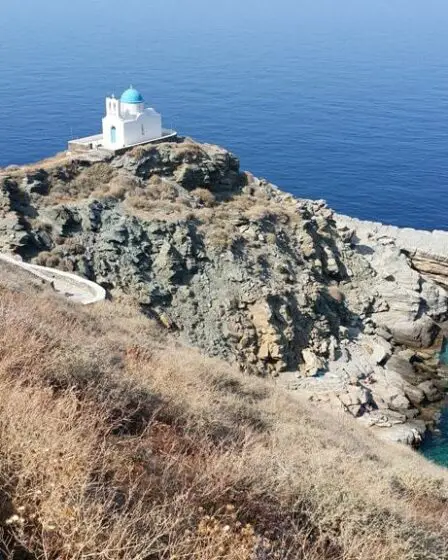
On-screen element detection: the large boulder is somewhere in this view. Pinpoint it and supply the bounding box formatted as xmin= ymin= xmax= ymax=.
xmin=418 ymin=380 xmax=443 ymax=403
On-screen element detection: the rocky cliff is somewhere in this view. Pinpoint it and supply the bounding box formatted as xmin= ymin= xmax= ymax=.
xmin=1 ymin=138 xmax=447 ymax=444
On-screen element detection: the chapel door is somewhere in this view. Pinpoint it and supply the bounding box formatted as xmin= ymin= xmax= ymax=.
xmin=111 ymin=126 xmax=117 ymax=144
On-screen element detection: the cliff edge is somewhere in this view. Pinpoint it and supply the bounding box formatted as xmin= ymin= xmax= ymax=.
xmin=1 ymin=138 xmax=447 ymax=445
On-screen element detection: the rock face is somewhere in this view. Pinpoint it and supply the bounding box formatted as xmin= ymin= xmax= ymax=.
xmin=1 ymin=138 xmax=447 ymax=443
xmin=336 ymin=215 xmax=448 ymax=291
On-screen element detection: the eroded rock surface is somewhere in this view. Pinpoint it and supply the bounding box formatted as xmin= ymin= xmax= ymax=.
xmin=1 ymin=139 xmax=447 ymax=444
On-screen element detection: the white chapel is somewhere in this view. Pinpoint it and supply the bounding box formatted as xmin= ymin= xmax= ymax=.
xmin=68 ymin=86 xmax=175 ymax=153
xmin=102 ymin=87 xmax=163 ymax=149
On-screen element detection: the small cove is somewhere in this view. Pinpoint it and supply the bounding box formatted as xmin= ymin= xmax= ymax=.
xmin=420 ymin=401 xmax=448 ymax=467
xmin=420 ymin=339 xmax=448 ymax=466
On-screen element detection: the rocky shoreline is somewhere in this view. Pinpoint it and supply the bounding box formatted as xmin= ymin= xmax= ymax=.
xmin=336 ymin=215 xmax=448 ymax=291
xmin=1 ymin=138 xmax=447 ymax=445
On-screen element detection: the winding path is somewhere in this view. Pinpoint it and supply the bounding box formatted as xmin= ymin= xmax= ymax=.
xmin=0 ymin=253 xmax=106 ymax=305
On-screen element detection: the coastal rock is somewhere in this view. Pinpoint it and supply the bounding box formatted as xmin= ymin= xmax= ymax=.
xmin=372 ymin=420 xmax=427 ymax=446
xmin=21 ymin=170 xmax=50 ymax=195
xmin=301 ymin=348 xmax=324 ymax=377
xmin=387 ymin=316 xmax=439 ymax=349
xmin=337 ymin=214 xmax=448 ymax=290
xmin=337 ymin=385 xmax=372 ymax=417
xmin=364 ymin=337 xmax=392 ymax=365
xmin=403 ymin=385 xmax=426 ymax=406
xmin=337 ymin=216 xmax=448 ymax=350
xmin=418 ymin=380 xmax=443 ymax=403
xmin=386 ymin=354 xmax=419 ymax=384
xmin=1 ymin=139 xmax=447 ymax=442
xmin=368 ymin=377 xmax=411 ymax=412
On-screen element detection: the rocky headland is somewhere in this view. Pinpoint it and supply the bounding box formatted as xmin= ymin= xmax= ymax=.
xmin=1 ymin=138 xmax=447 ymax=445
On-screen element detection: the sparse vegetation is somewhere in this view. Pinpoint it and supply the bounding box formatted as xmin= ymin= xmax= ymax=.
xmin=16 ymin=143 xmax=302 ymax=241
xmin=0 ymin=266 xmax=448 ymax=559
xmin=191 ymin=187 xmax=216 ymax=207
xmin=129 ymin=145 xmax=149 ymax=159
xmin=2 ymin=140 xmax=448 ymax=558
xmin=34 ymin=250 xmax=61 ymax=268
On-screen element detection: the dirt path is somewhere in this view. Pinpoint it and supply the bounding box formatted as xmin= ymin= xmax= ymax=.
xmin=0 ymin=253 xmax=106 ymax=305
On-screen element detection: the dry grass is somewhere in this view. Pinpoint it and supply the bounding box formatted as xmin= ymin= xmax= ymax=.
xmin=0 ymin=152 xmax=71 ymax=179
xmin=191 ymin=187 xmax=216 ymax=208
xmin=64 ymin=163 xmax=115 ymax=199
xmin=0 ymin=266 xmax=448 ymax=559
xmin=6 ymin=149 xmax=302 ymax=244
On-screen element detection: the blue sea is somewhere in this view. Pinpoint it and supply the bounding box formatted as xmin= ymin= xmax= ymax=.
xmin=1 ymin=0 xmax=448 ymax=230
xmin=2 ymin=0 xmax=448 ymax=462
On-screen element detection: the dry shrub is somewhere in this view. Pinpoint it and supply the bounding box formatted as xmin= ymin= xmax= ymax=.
xmin=62 ymin=237 xmax=85 ymax=255
xmin=0 ymin=267 xmax=448 ymax=559
xmin=198 ymin=208 xmax=245 ymax=251
xmin=147 ymin=175 xmax=179 ymax=200
xmin=129 ymin=145 xmax=149 ymax=159
xmin=94 ymin=173 xmax=141 ymax=201
xmin=34 ymin=251 xmax=60 ymax=268
xmin=205 ymin=226 xmax=235 ymax=251
xmin=126 ymin=197 xmax=185 ymax=218
xmin=125 ymin=177 xmax=179 ymax=207
xmin=265 ymin=231 xmax=277 ymax=244
xmin=52 ymin=163 xmax=115 ymax=200
xmin=244 ymin=203 xmax=275 ymax=221
xmin=87 ymin=162 xmax=114 ymax=184
xmin=111 ymin=174 xmax=140 ymax=191
xmin=0 ymin=384 xmax=108 ymax=556
xmin=125 ymin=177 xmax=194 ymax=219
xmin=28 ymin=218 xmax=53 ymax=234
xmin=107 ymin=183 xmax=127 ymax=200
xmin=171 ymin=141 xmax=205 ymax=161
xmin=192 ymin=187 xmax=216 ymax=207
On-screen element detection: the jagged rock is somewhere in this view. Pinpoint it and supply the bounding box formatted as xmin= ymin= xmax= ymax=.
xmin=389 ymin=393 xmax=411 ymax=411
xmin=368 ymin=371 xmax=411 ymax=412
xmin=338 ymin=385 xmax=372 ymax=417
xmin=403 ymin=385 xmax=425 ymax=406
xmin=21 ymin=170 xmax=49 ymax=195
xmin=370 ymin=344 xmax=389 ymax=365
xmin=338 ymin=215 xmax=448 ymax=349
xmin=386 ymin=354 xmax=420 ymax=385
xmin=0 ymin=139 xmax=447 ymax=442
xmin=387 ymin=316 xmax=439 ymax=348
xmin=301 ymin=348 xmax=324 ymax=377
xmin=372 ymin=420 xmax=427 ymax=446
xmin=365 ymin=337 xmax=392 ymax=365
xmin=418 ymin=380 xmax=443 ymax=402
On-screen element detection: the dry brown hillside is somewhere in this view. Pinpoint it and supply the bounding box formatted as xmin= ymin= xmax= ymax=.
xmin=1 ymin=265 xmax=448 ymax=560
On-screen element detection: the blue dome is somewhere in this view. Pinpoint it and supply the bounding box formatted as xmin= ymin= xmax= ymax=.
xmin=120 ymin=87 xmax=144 ymax=104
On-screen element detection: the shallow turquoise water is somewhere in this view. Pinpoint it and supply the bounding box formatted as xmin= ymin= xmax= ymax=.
xmin=440 ymin=339 xmax=448 ymax=366
xmin=420 ymin=402 xmax=448 ymax=467
xmin=420 ymin=339 xmax=448 ymax=466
